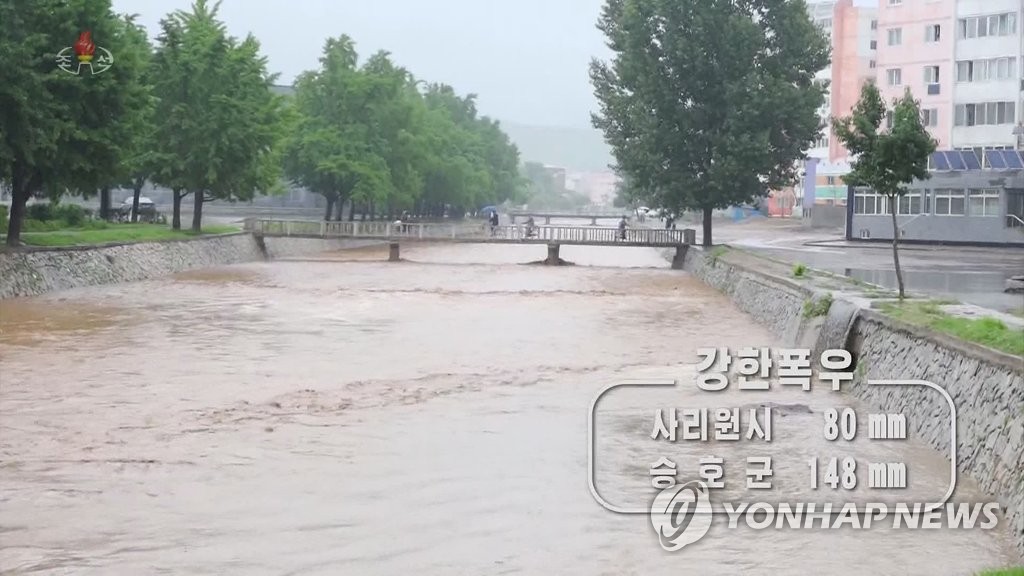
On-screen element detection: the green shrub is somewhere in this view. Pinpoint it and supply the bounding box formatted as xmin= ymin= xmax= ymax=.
xmin=802 ymin=293 xmax=834 ymax=318
xmin=26 ymin=203 xmax=55 ymax=222
xmin=793 ymin=263 xmax=808 ymax=278
xmin=53 ymin=204 xmax=86 ymax=226
xmin=22 ymin=219 xmax=64 ymax=232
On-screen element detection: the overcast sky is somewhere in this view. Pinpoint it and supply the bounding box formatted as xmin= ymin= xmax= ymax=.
xmin=109 ymin=0 xmax=878 ymax=132
xmin=110 ymin=0 xmax=613 ymax=129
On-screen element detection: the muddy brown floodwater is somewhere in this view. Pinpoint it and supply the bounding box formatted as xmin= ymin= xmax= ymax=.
xmin=0 ymin=241 xmax=1017 ymax=575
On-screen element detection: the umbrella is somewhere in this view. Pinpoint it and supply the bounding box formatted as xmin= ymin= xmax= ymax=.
xmin=479 ymin=205 xmax=498 ymax=214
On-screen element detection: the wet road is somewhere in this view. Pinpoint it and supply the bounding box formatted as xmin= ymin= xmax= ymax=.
xmin=0 ymin=242 xmax=1017 ymax=574
xmin=694 ymin=218 xmax=1024 ymax=312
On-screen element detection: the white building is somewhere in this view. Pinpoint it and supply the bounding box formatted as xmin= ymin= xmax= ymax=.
xmin=951 ymin=0 xmax=1023 ymax=154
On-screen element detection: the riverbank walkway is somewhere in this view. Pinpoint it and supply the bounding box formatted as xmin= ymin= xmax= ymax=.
xmin=245 ymin=218 xmax=696 ymax=267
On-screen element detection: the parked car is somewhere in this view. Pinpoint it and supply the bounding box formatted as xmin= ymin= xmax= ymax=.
xmin=117 ymin=197 xmax=160 ymax=223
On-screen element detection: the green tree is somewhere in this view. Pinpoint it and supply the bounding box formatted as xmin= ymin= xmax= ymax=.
xmin=832 ymin=83 xmax=936 ymax=298
xmin=112 ymin=14 xmax=156 ymax=222
xmin=284 ymin=36 xmax=393 ymax=222
xmin=591 ymin=0 xmax=830 ymax=246
xmin=150 ymin=0 xmax=285 ymax=231
xmin=0 ymin=0 xmax=153 ymax=245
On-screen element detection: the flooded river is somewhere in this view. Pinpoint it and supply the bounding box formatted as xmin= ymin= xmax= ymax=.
xmin=0 ymin=241 xmax=1017 ymax=575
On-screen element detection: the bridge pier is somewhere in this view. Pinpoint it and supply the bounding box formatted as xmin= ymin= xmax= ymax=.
xmin=671 ymin=245 xmax=687 ymax=270
xmin=389 ymin=242 xmax=400 ymax=262
xmin=546 ymin=243 xmax=560 ymax=265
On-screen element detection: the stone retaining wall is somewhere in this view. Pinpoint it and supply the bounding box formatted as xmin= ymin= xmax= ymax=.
xmin=0 ymin=234 xmax=381 ymax=299
xmin=848 ymin=310 xmax=1024 ymax=556
xmin=681 ymin=246 xmax=1024 ymax=559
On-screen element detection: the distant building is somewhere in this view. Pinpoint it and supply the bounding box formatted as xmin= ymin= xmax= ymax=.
xmin=543 ymin=165 xmax=568 ymax=194
xmin=847 ymin=149 xmax=1024 ymax=245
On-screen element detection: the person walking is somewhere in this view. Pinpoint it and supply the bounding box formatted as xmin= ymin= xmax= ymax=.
xmin=618 ymin=216 xmax=628 ymax=240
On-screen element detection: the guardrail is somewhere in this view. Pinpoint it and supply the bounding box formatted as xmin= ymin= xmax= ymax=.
xmin=246 ymin=219 xmax=691 ymax=245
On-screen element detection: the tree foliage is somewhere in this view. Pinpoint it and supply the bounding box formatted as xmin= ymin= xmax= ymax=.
xmin=832 ymin=82 xmax=936 ymax=298
xmin=150 ymin=0 xmax=285 ymax=231
xmin=591 ymin=0 xmax=830 ymax=245
xmin=2 ymin=3 xmax=524 ymax=241
xmin=0 ymin=0 xmax=153 ymax=245
xmin=285 ymin=37 xmax=526 ymax=221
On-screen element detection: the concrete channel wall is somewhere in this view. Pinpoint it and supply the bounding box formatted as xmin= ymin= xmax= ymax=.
xmin=0 ymin=233 xmax=379 ymax=299
xmin=680 ymin=246 xmax=1024 ymax=559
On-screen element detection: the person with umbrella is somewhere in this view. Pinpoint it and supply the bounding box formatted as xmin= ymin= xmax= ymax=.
xmin=489 ymin=210 xmax=499 ymax=236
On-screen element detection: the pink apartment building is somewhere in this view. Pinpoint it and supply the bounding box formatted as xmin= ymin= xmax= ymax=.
xmin=875 ymin=0 xmax=956 ymax=149
xmin=830 ymin=0 xmax=882 ymax=161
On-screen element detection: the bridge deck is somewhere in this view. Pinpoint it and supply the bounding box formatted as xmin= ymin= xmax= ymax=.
xmin=246 ymin=219 xmax=691 ymax=247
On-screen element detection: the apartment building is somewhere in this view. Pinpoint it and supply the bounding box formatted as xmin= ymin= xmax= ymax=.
xmin=789 ymin=0 xmax=877 ymax=213
xmin=951 ymin=0 xmax=1022 ymax=153
xmin=847 ymin=0 xmax=1024 ymax=245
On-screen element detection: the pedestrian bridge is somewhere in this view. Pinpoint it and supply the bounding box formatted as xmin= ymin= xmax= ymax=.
xmin=245 ymin=219 xmax=695 ymax=268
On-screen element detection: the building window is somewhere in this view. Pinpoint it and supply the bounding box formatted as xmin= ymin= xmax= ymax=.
xmin=954 ymin=102 xmax=1016 ymax=127
xmin=968 ymin=189 xmax=1001 ymax=216
xmin=934 ymin=189 xmax=966 ymax=215
xmin=888 ymin=0 xmax=902 ymax=5
xmin=869 ymin=60 xmax=876 ymax=69
xmin=854 ymin=190 xmax=889 ymax=215
xmin=957 ymin=13 xmax=1018 ymax=39
xmin=956 ymin=58 xmax=1018 ymax=82
xmin=923 ymin=65 xmax=940 ymax=84
xmin=887 ymin=68 xmax=902 ymax=86
xmin=813 ymin=135 xmax=829 ymax=149
xmin=870 ymin=19 xmax=878 ymax=30
xmin=888 ymin=28 xmax=902 ymax=46
xmin=885 ymin=111 xmax=894 ymax=129
xmin=897 ymin=192 xmax=929 ymax=215
xmin=826 ymin=176 xmax=837 ymax=185
xmin=922 ymin=108 xmax=938 ymax=127
xmin=870 ymin=40 xmax=877 ymax=49
xmin=925 ymin=24 xmax=941 ymax=42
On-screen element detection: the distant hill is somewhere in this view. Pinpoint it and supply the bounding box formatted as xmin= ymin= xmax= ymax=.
xmin=500 ymin=122 xmax=615 ymax=172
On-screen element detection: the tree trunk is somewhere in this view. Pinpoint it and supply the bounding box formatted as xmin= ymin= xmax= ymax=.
xmin=334 ymin=197 xmax=343 ymax=221
xmin=369 ymin=201 xmax=376 ymax=221
xmin=172 ymin=188 xmax=183 ymax=230
xmin=191 ymin=189 xmax=203 ymax=233
xmin=131 ymin=180 xmax=143 ymax=223
xmin=324 ymin=197 xmax=334 ymax=221
xmin=5 ymin=163 xmax=30 ymax=247
xmin=99 ymin=187 xmax=111 ymax=221
xmin=347 ymin=199 xmax=355 ymax=221
xmin=701 ymin=206 xmax=713 ymax=247
xmin=889 ymin=196 xmax=905 ymax=299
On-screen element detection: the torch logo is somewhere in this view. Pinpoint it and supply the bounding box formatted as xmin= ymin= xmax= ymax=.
xmin=57 ymin=31 xmax=113 ymax=75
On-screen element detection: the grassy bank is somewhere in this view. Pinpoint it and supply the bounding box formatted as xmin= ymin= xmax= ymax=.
xmin=878 ymin=301 xmax=1024 ymax=357
xmin=7 ymin=223 xmax=241 ymax=247
xmin=977 ymin=568 xmax=1024 ymax=576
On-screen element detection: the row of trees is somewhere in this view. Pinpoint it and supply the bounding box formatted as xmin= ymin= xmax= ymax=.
xmin=1 ymin=0 xmax=526 ymax=247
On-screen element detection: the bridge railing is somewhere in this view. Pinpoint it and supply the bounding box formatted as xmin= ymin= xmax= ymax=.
xmin=248 ymin=219 xmax=690 ymax=245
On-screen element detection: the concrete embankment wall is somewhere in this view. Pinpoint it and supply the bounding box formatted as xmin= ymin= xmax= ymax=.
xmin=0 ymin=234 xmax=379 ymax=299
xmin=681 ymin=247 xmax=1024 ymax=559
